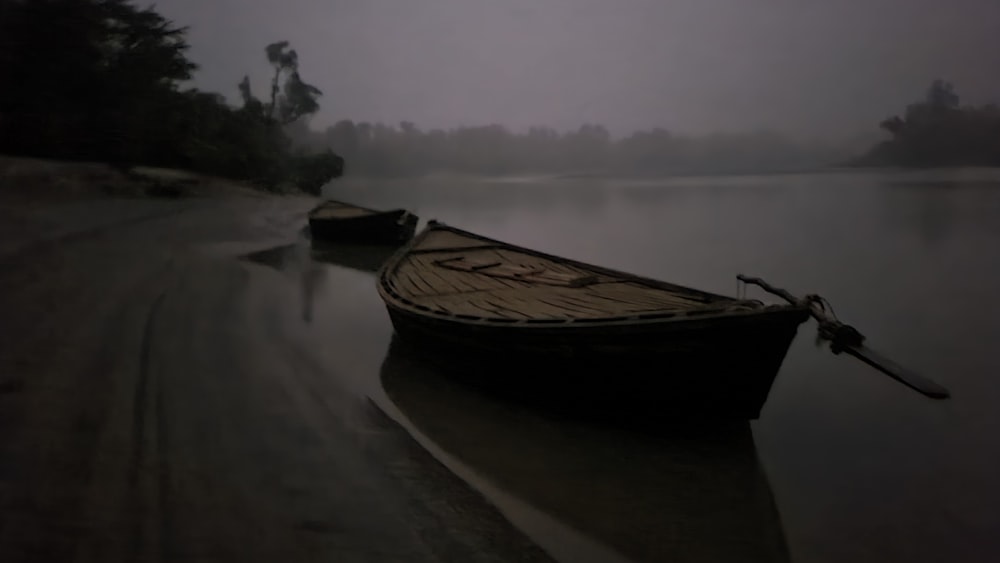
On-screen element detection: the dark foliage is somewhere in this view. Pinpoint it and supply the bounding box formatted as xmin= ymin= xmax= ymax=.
xmin=856 ymin=80 xmax=1000 ymax=167
xmin=0 ymin=0 xmax=342 ymax=193
xmin=289 ymin=150 xmax=345 ymax=193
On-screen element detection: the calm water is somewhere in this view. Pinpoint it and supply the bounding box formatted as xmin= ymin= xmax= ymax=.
xmin=301 ymin=169 xmax=1000 ymax=563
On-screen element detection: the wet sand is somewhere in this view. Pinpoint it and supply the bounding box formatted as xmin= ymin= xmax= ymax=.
xmin=0 ymin=192 xmax=555 ymax=562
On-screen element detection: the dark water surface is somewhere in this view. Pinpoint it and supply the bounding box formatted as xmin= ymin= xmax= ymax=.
xmin=301 ymin=169 xmax=1000 ymax=563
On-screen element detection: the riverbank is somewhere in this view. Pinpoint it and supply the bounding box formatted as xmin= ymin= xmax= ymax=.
xmin=0 ymin=190 xmax=555 ymax=563
xmin=0 ymin=155 xmax=308 ymax=203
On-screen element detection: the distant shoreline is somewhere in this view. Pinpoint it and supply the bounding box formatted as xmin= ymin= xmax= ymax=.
xmin=329 ymin=165 xmax=1000 ymax=187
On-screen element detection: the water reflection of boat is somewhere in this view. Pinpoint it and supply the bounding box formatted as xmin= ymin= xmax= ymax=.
xmin=241 ymin=240 xmax=400 ymax=324
xmin=241 ymin=240 xmax=399 ymax=275
xmin=308 ymin=199 xmax=418 ymax=244
xmin=380 ymin=337 xmax=790 ymax=563
xmin=309 ymin=239 xmax=402 ymax=274
xmin=377 ymin=221 xmax=809 ymax=419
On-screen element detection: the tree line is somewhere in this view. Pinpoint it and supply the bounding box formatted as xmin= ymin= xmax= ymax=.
xmin=2 ymin=1 xmax=994 ymax=186
xmin=0 ymin=0 xmax=342 ymax=193
xmin=285 ymin=79 xmax=1000 ymax=177
xmin=286 ymin=120 xmax=846 ymax=178
xmin=855 ymin=80 xmax=1000 ymax=167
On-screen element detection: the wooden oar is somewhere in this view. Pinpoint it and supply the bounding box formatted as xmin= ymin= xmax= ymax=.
xmin=737 ymin=274 xmax=950 ymax=399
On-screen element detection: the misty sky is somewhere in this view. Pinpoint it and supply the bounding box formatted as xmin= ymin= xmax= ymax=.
xmin=157 ymin=0 xmax=1000 ymax=140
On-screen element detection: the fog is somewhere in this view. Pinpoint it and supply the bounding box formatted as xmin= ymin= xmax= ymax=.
xmin=157 ymin=0 xmax=1000 ymax=141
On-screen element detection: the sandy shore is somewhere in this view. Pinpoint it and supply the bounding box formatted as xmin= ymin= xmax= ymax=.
xmin=0 ymin=173 xmax=555 ymax=563
xmin=0 ymin=155 xmax=290 ymax=203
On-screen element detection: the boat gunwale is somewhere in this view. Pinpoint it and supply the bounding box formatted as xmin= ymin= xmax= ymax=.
xmin=308 ymin=199 xmax=412 ymax=221
xmin=376 ymin=221 xmax=809 ymax=329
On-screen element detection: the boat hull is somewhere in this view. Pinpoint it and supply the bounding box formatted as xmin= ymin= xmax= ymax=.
xmin=383 ymin=304 xmax=808 ymax=420
xmin=309 ymin=209 xmax=417 ymax=244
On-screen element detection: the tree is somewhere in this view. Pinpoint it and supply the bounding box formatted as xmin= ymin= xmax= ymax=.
xmin=265 ymin=41 xmax=296 ymax=118
xmin=926 ymin=79 xmax=959 ymax=110
xmin=259 ymin=40 xmax=323 ymax=125
xmin=279 ymin=71 xmax=322 ymax=124
xmin=880 ymin=116 xmax=905 ymax=136
xmin=858 ymin=80 xmax=1000 ymax=167
xmin=238 ymin=75 xmax=265 ymax=117
xmin=0 ymin=1 xmax=344 ymax=191
xmin=0 ymin=0 xmax=196 ymax=162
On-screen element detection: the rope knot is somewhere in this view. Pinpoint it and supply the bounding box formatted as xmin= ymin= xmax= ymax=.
xmin=818 ymin=321 xmax=866 ymax=354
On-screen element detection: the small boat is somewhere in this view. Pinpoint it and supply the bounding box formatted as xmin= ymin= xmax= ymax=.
xmin=308 ymin=200 xmax=418 ymax=244
xmin=376 ymin=221 xmax=811 ymax=420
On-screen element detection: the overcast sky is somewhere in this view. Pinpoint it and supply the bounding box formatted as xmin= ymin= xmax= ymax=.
xmin=157 ymin=0 xmax=1000 ymax=139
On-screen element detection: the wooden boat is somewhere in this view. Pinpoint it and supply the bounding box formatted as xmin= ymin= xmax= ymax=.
xmin=376 ymin=221 xmax=811 ymax=419
xmin=307 ymin=200 xmax=418 ymax=244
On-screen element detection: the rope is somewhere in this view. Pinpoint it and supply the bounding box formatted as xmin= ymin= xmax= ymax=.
xmin=738 ymin=276 xmax=867 ymax=354
xmin=805 ymin=294 xmax=866 ymax=354
xmin=818 ymin=321 xmax=866 ymax=354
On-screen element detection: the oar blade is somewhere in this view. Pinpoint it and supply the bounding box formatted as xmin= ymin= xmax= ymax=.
xmin=738 ymin=273 xmax=951 ymax=400
xmin=845 ymin=345 xmax=951 ymax=399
